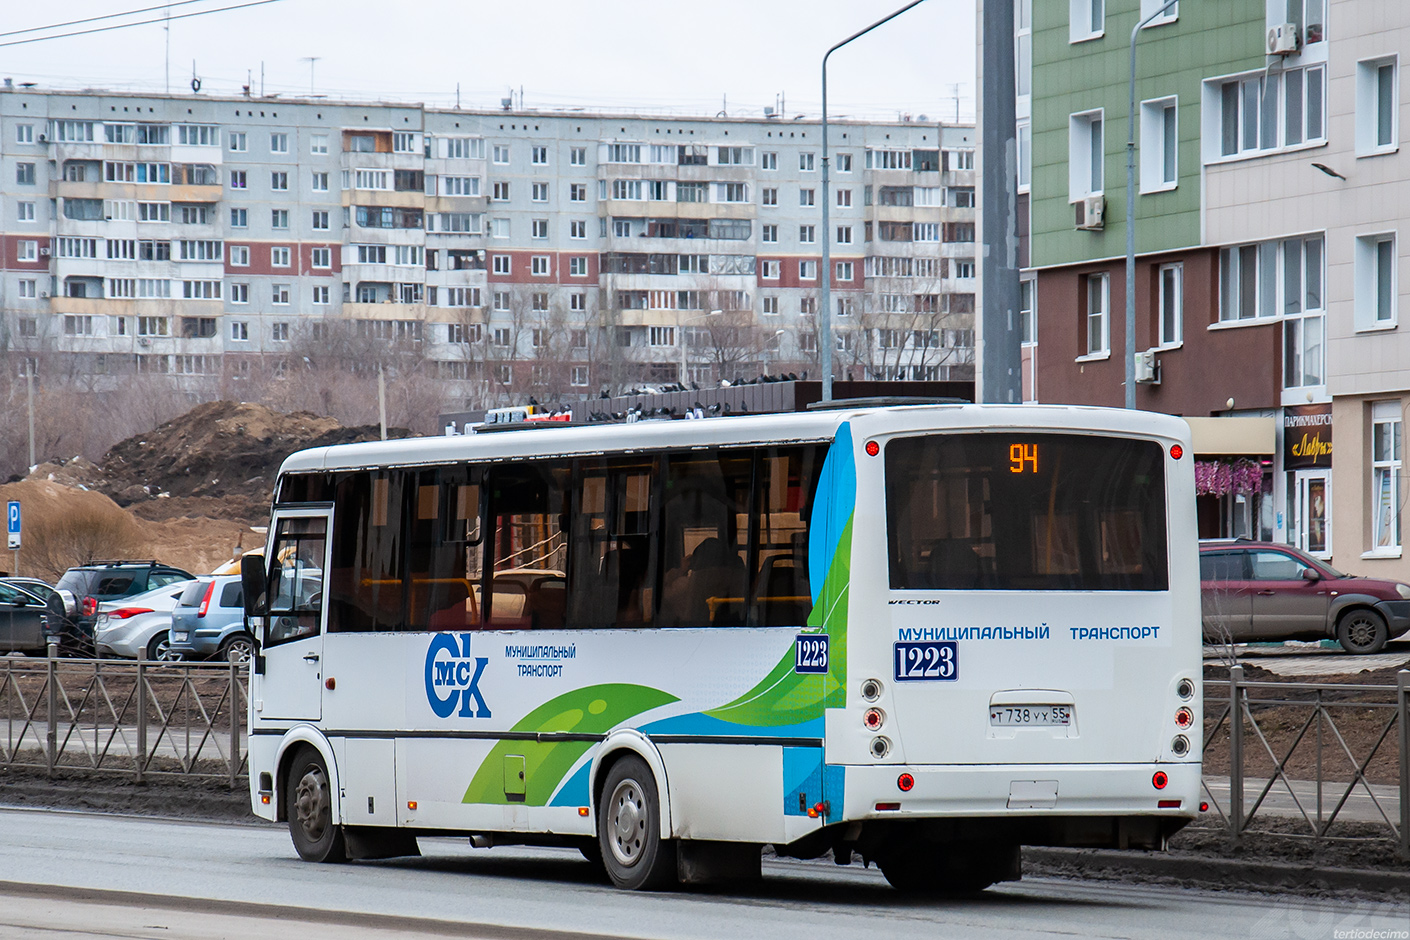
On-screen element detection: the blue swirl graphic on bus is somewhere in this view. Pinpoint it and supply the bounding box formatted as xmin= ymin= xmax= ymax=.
xmin=425 ymin=634 xmax=491 ymax=719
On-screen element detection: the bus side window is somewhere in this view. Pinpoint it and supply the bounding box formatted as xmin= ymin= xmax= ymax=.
xmin=485 ymin=462 xmax=570 ymax=629
xmin=658 ymin=451 xmax=750 ymax=628
xmin=408 ymin=466 xmax=485 ymax=632
xmin=748 ymin=447 xmax=821 ymax=627
xmin=568 ymin=458 xmax=657 ymax=629
xmin=328 ymin=471 xmax=409 ymax=633
xmin=266 ymin=516 xmax=326 ymax=645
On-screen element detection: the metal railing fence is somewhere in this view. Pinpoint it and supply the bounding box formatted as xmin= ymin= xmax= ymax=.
xmin=1201 ymin=665 xmax=1409 ymax=858
xmin=0 ymin=652 xmax=247 ymax=786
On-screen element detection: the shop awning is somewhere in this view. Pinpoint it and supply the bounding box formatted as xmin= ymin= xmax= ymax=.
xmin=1183 ymin=417 xmax=1276 ymax=456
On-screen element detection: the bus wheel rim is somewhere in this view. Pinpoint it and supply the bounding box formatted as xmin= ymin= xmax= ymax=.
xmin=294 ymin=767 xmax=330 ymax=842
xmin=607 ymin=778 xmax=646 ymax=867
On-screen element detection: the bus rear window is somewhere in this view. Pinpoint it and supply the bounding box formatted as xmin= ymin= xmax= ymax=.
xmin=886 ymin=433 xmax=1169 ymax=591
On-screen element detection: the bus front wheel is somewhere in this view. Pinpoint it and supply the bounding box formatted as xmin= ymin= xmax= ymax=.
xmin=597 ymin=755 xmax=676 ymax=890
xmin=287 ymin=746 xmax=348 ymax=863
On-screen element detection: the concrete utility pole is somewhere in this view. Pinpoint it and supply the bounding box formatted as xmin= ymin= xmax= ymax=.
xmin=978 ymin=0 xmax=1021 ymax=404
xmin=821 ymin=0 xmax=930 ymax=402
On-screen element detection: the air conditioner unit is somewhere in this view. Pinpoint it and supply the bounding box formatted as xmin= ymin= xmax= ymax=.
xmin=38 ymin=247 xmax=50 ymax=256
xmin=1267 ymin=22 xmax=1299 ymax=55
xmin=1075 ymin=194 xmax=1105 ymax=231
xmin=1134 ymin=349 xmax=1161 ymax=384
xmin=38 ymin=291 xmax=49 ymax=299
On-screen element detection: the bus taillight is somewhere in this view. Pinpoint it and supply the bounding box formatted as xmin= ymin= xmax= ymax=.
xmin=865 ymin=440 xmax=880 ymax=457
xmin=863 ymin=707 xmax=886 ymax=731
xmin=1170 ymin=444 xmax=1184 ymax=460
xmin=1152 ymin=771 xmax=1169 ymax=789
xmin=1174 ymin=707 xmax=1193 ymax=729
xmin=897 ymin=773 xmax=914 ymax=792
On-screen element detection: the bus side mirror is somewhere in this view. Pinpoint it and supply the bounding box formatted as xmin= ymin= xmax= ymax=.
xmin=242 ymin=554 xmax=268 ymax=617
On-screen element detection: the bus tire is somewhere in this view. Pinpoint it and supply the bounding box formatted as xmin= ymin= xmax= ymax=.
xmin=286 ymin=746 xmax=347 ymax=863
xmin=597 ymin=755 xmax=676 ymax=890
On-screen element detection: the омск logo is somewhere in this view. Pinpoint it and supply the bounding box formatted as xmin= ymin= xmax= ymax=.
xmin=424 ymin=634 xmax=491 ymax=718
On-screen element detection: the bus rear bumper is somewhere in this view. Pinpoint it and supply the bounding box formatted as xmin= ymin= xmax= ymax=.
xmin=844 ymin=761 xmax=1201 ymax=822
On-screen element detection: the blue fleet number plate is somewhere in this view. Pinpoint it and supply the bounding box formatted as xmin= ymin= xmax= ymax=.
xmin=893 ymin=641 xmax=958 ymax=682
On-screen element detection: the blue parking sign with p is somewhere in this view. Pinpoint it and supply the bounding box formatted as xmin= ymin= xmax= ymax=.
xmin=7 ymin=501 xmax=20 ymax=550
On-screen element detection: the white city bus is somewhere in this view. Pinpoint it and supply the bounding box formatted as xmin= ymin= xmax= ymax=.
xmin=243 ymin=403 xmax=1201 ymax=892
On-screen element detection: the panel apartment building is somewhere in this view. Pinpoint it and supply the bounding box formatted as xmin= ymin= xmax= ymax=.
xmin=1023 ymin=0 xmax=1409 ymax=580
xmin=0 ymin=87 xmax=977 ymax=403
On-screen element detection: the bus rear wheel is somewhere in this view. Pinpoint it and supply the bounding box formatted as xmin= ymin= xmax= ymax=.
xmin=287 ymin=746 xmax=347 ymax=863
xmin=597 ymin=755 xmax=676 ymax=890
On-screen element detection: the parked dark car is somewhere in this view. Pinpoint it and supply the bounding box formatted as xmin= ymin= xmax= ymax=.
xmin=0 ymin=581 xmax=52 ymax=656
xmin=52 ymin=561 xmax=196 ymax=654
xmin=1199 ymin=539 xmax=1410 ymax=654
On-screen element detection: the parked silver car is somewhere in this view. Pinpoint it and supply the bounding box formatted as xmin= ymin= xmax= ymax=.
xmin=93 ymin=581 xmax=195 ymax=661
xmin=168 ymin=576 xmax=253 ymax=662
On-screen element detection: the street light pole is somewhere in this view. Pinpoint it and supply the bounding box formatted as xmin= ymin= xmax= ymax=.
xmin=822 ymin=0 xmax=930 ymax=402
xmin=1125 ymin=0 xmax=1182 ymax=409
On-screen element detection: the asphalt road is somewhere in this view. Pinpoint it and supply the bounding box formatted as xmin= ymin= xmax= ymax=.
xmin=0 ymin=807 xmax=1405 ymax=940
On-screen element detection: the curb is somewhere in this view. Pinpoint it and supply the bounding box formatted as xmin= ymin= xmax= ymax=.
xmin=1026 ymin=846 xmax=1410 ymax=896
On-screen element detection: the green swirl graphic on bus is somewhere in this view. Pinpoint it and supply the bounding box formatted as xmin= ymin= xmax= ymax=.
xmin=425 ymin=634 xmax=491 ymax=718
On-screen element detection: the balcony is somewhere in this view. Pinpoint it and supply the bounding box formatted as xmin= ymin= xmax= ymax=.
xmin=341 ymin=301 xmax=431 ymax=320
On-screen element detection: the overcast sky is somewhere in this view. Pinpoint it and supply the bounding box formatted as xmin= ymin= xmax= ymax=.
xmin=0 ymin=0 xmax=977 ymax=122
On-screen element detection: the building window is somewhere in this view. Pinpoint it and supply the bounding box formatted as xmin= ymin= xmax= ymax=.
xmin=310 ymin=133 xmax=328 ymax=154
xmin=16 ymin=163 xmax=35 ymax=185
xmin=1071 ymin=0 xmax=1103 ymax=41
xmin=1355 ymin=233 xmax=1397 ymax=330
xmin=312 ymin=210 xmax=329 ymax=230
xmin=800 ymin=225 xmax=816 ymax=244
xmin=270 ymin=132 xmax=288 ymax=153
xmin=230 ymin=283 xmax=249 ymax=304
xmin=530 ymin=219 xmax=548 ymax=239
xmin=393 ymin=132 xmax=417 ymax=153
xmin=531 ymin=255 xmax=550 ymax=276
xmin=531 ymin=145 xmax=548 ymax=165
xmin=571 ymin=366 xmax=588 ymax=386
xmin=272 ymin=322 xmax=289 ymax=342
xmin=799 ymin=152 xmax=815 ymax=171
xmin=836 ymin=261 xmax=853 ymax=281
xmin=1357 ymin=56 xmax=1399 ymax=155
xmin=836 ymin=189 xmax=852 ymax=208
xmin=311 ymin=247 xmax=331 ymax=268
xmin=1069 ymin=110 xmax=1104 ymax=201
xmin=762 ymin=224 xmax=777 ymax=243
xmin=1283 ymin=235 xmax=1326 ymax=389
xmin=570 ymin=183 xmax=587 ymax=202
xmin=15 ymin=124 xmax=33 ymax=144
xmin=1211 ymin=66 xmax=1325 ymax=159
xmin=229 ymin=207 xmax=248 ymax=228
xmin=271 ymin=171 xmax=289 ymax=191
xmin=312 ymin=172 xmax=329 ymax=192
xmin=271 ymin=209 xmax=289 ymax=230
xmin=1019 ymin=277 xmax=1036 ymax=345
xmin=492 ymin=181 xmax=511 ymax=201
xmin=312 ymin=285 xmax=329 ymax=305
xmin=1140 ymin=0 xmax=1176 ymax=25
xmin=799 ymin=188 xmax=816 ymax=207
xmin=532 ymin=181 xmax=549 ymax=202
xmin=272 ymin=284 xmax=290 ymax=305
xmin=1083 ymin=272 xmax=1109 ymax=356
xmin=493 ymin=255 xmax=511 ymax=275
xmin=493 ymin=145 xmax=511 ymax=164
xmin=761 ymin=260 xmax=780 ymax=279
xmin=570 ymin=147 xmax=586 ymax=166
xmin=16 ymin=201 xmax=35 ymax=222
xmin=1140 ymin=97 xmax=1178 ymax=192
xmin=231 ymin=321 xmax=249 ymax=341
xmin=570 ymin=256 xmax=588 ymax=276
xmin=799 ymin=260 xmax=817 ymax=281
xmin=229 ymin=132 xmax=246 ymax=152
xmin=1372 ymin=402 xmax=1403 ymax=552
xmin=570 ymin=220 xmax=586 ymax=239
xmin=955 ymin=261 xmax=976 ymax=278
xmin=230 ymin=245 xmax=250 ymax=266
xmin=761 ymin=151 xmax=777 ymax=170
xmin=1156 ymin=263 xmax=1183 ymax=346
xmin=271 ymin=246 xmax=291 ymax=267
xmin=229 ymin=170 xmax=247 ymax=189
xmin=761 ymin=187 xmax=778 ymax=207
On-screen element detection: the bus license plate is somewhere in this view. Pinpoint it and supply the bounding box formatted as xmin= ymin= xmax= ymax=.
xmin=989 ymin=705 xmax=1071 ymax=727
xmin=893 ymin=641 xmax=958 ymax=682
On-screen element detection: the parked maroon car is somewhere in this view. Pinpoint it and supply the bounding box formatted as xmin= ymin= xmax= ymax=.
xmin=1199 ymin=539 xmax=1410 ymax=654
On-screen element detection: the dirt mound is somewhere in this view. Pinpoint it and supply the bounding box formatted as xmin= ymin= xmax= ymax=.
xmin=92 ymin=401 xmax=406 ymax=522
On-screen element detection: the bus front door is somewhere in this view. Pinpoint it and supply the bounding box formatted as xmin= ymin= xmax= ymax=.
xmin=257 ymin=507 xmax=332 ymax=721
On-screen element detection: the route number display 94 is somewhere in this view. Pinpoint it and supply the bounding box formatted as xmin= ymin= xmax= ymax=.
xmin=893 ymin=641 xmax=958 ymax=681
